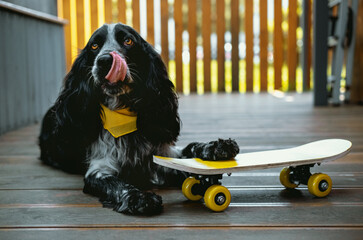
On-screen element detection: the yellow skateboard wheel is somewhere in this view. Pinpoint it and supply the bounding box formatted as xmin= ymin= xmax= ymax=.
xmin=204 ymin=185 xmax=231 ymax=212
xmin=308 ymin=173 xmax=332 ymax=197
xmin=182 ymin=177 xmax=203 ymax=201
xmin=279 ymin=167 xmax=299 ymax=189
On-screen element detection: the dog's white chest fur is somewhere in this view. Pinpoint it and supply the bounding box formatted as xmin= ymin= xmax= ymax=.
xmin=86 ymin=129 xmax=180 ymax=181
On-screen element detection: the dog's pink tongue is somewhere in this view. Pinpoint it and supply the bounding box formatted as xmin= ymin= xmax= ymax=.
xmin=105 ymin=51 xmax=127 ymax=84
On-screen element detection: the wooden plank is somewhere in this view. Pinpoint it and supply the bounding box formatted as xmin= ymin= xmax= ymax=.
xmin=274 ymin=0 xmax=283 ymax=90
xmin=33 ymin=23 xmax=42 ymax=122
xmin=132 ymin=0 xmax=140 ymax=32
xmin=313 ymin=0 xmax=328 ymax=106
xmin=2 ymin=155 xmax=363 ymax=190
xmin=0 ymin=190 xmax=99 ymax=205
xmin=288 ymin=0 xmax=297 ymax=91
xmin=1 ymin=205 xmax=363 ymax=227
xmin=16 ymin=12 xmax=27 ymax=128
xmin=45 ymin=25 xmax=62 ymax=113
xmin=260 ymin=0 xmax=268 ymax=92
xmin=302 ymin=0 xmax=312 ymax=91
xmin=202 ymin=0 xmax=211 ymax=92
xmin=216 ymin=0 xmax=225 ymax=92
xmin=174 ymin=0 xmax=183 ymax=91
xmin=8 ymin=11 xmax=18 ymax=129
xmin=231 ymin=0 xmax=240 ymax=92
xmin=0 ymin=159 xmax=83 ymax=190
xmin=2 ymin=186 xmax=363 ymax=206
xmin=76 ymin=0 xmax=85 ymax=49
xmin=1 ymin=11 xmax=14 ymax=133
xmin=0 ymin=11 xmax=5 ymax=134
xmin=1 ymin=229 xmax=363 ymax=240
xmin=24 ymin=19 xmax=35 ymax=124
xmin=104 ymin=0 xmax=112 ymax=23
xmin=307 ymin=0 xmax=312 ymax=90
xmin=90 ymin=0 xmax=99 ymax=33
xmin=245 ymin=0 xmax=253 ymax=92
xmin=160 ymin=0 xmax=169 ymax=66
xmin=63 ymin=0 xmax=72 ymax=71
xmin=49 ymin=25 xmax=64 ymax=104
xmin=147 ymin=0 xmax=155 ymax=46
xmin=38 ymin=20 xmax=47 ymax=117
xmin=351 ymin=0 xmax=363 ymax=104
xmin=58 ymin=0 xmax=64 ymax=18
xmin=118 ymin=0 xmax=126 ymax=23
xmin=188 ymin=0 xmax=197 ymax=93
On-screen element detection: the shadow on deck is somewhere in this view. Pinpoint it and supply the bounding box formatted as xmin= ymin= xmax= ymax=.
xmin=0 ymin=93 xmax=363 ymax=239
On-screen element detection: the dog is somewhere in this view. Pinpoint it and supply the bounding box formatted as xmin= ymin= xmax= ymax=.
xmin=39 ymin=23 xmax=239 ymax=215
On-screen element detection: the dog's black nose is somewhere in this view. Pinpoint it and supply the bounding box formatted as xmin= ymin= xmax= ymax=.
xmin=97 ymin=54 xmax=113 ymax=78
xmin=97 ymin=54 xmax=113 ymax=68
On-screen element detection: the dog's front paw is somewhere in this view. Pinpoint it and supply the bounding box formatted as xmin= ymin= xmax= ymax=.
xmin=113 ymin=189 xmax=163 ymax=215
xmin=205 ymin=138 xmax=240 ymax=160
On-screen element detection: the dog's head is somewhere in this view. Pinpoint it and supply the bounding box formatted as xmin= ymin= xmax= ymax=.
xmin=58 ymin=23 xmax=180 ymax=144
xmin=87 ymin=24 xmax=141 ymax=104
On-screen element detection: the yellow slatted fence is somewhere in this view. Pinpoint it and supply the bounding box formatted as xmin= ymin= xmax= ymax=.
xmin=58 ymin=0 xmax=311 ymax=94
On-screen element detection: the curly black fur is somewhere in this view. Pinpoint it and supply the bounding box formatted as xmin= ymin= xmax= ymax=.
xmin=182 ymin=138 xmax=240 ymax=160
xmin=39 ymin=23 xmax=239 ymax=215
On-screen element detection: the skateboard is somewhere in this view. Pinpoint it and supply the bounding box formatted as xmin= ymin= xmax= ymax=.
xmin=153 ymin=139 xmax=352 ymax=212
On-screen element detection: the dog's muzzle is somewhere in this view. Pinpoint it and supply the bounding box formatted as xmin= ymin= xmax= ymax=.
xmin=102 ymin=51 xmax=127 ymax=84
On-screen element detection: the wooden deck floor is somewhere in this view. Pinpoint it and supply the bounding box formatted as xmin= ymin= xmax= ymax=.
xmin=1 ymin=93 xmax=363 ymax=239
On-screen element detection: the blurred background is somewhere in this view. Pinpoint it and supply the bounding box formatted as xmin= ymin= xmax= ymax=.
xmin=60 ymin=0 xmax=308 ymax=95
xmin=0 ymin=0 xmax=362 ymax=134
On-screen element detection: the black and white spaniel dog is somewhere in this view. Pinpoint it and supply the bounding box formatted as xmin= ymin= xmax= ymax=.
xmin=39 ymin=23 xmax=239 ymax=215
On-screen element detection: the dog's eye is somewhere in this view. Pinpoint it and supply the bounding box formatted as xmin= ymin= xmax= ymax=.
xmin=124 ymin=38 xmax=134 ymax=46
xmin=91 ymin=43 xmax=99 ymax=50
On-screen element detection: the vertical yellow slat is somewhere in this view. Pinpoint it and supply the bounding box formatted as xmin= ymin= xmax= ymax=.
xmin=288 ymin=0 xmax=297 ymax=91
xmin=147 ymin=0 xmax=155 ymax=46
xmin=245 ymin=0 xmax=253 ymax=92
xmin=104 ymin=0 xmax=112 ymax=23
xmin=97 ymin=0 xmax=105 ymax=27
xmin=118 ymin=0 xmax=126 ymax=23
xmin=274 ymin=0 xmax=283 ymax=90
xmin=84 ymin=0 xmax=92 ymax=43
xmin=306 ymin=0 xmax=312 ymax=90
xmin=216 ymin=0 xmax=225 ymax=92
xmin=188 ymin=0 xmax=197 ymax=92
xmin=70 ymin=0 xmax=78 ymax=62
xmin=160 ymin=0 xmax=169 ymax=66
xmin=90 ymin=0 xmax=99 ymax=33
xmin=76 ymin=0 xmax=85 ymax=49
xmin=57 ymin=0 xmax=64 ymax=18
xmin=62 ymin=0 xmax=72 ymax=71
xmin=132 ymin=0 xmax=140 ymax=32
xmin=260 ymin=0 xmax=268 ymax=91
xmin=202 ymin=0 xmax=211 ymax=92
xmin=174 ymin=0 xmax=183 ymax=91
xmin=231 ymin=0 xmax=239 ymax=92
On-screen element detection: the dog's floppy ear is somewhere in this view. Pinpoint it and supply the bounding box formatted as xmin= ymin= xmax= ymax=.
xmin=135 ymin=43 xmax=181 ymax=144
xmin=54 ymin=50 xmax=102 ymax=144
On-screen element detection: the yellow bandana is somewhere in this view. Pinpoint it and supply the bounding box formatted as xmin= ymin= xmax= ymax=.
xmin=101 ymin=104 xmax=137 ymax=138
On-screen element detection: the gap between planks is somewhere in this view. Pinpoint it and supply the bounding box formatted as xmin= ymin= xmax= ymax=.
xmin=1 ymin=224 xmax=363 ymax=230
xmin=1 ymin=201 xmax=363 ymax=209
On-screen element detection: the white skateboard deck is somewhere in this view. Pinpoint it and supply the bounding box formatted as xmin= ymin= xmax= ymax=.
xmin=153 ymin=139 xmax=352 ymax=175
